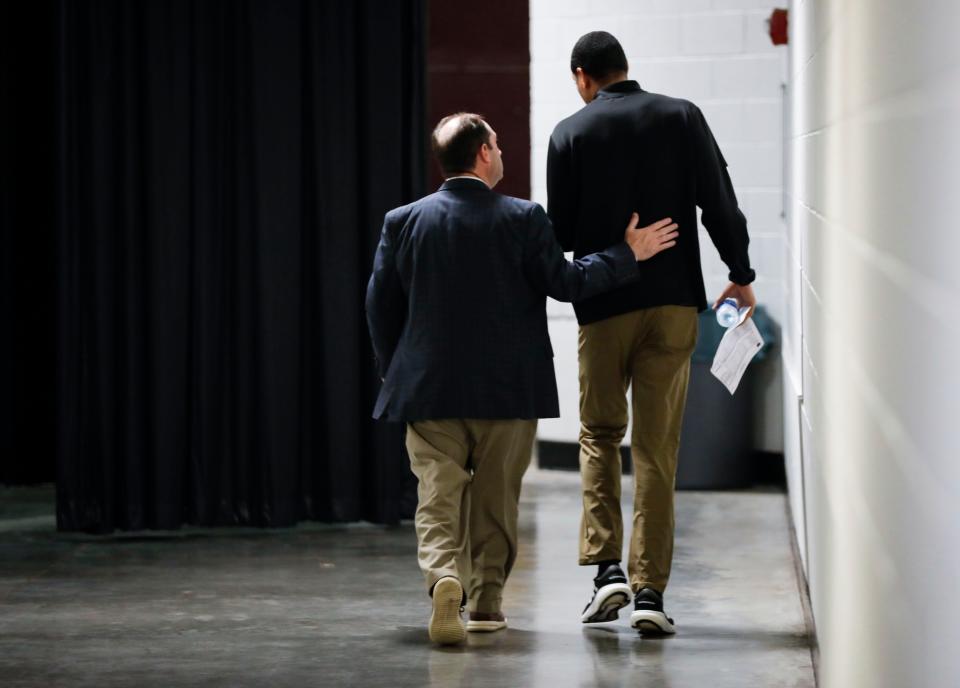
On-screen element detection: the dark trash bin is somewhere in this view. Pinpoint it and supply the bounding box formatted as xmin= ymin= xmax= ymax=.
xmin=675 ymin=305 xmax=776 ymax=489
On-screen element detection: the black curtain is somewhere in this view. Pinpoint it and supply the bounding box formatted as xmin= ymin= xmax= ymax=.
xmin=0 ymin=3 xmax=58 ymax=486
xmin=53 ymin=0 xmax=425 ymax=532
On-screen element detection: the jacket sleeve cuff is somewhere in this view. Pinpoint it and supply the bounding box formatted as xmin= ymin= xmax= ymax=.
xmin=728 ymin=267 xmax=756 ymax=285
xmin=610 ymin=242 xmax=640 ymax=283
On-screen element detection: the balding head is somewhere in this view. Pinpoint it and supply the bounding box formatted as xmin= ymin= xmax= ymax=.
xmin=431 ymin=113 xmax=492 ymax=177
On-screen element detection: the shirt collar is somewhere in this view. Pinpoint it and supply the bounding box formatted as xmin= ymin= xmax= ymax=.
xmin=439 ymin=176 xmax=490 ymax=192
xmin=595 ymin=79 xmax=643 ymax=100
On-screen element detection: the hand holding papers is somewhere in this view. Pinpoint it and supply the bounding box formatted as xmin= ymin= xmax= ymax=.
xmin=710 ymin=317 xmax=764 ymax=395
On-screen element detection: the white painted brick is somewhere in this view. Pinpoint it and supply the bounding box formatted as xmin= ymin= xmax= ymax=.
xmin=531 ymin=18 xmax=569 ymax=62
xmin=585 ymin=0 xmax=626 ymax=16
xmin=743 ymin=189 xmax=784 ymax=229
xmin=530 ymin=144 xmax=548 ymax=205
xmin=559 ymin=20 xmax=594 ymax=66
xmin=529 ymin=0 xmax=550 ymax=17
xmin=699 ymin=230 xmax=730 ymax=278
xmin=636 ymin=59 xmax=713 ymax=100
xmin=750 ymin=234 xmax=784 ymax=277
xmin=532 ymin=98 xmax=584 ymax=150
xmin=755 ymin=278 xmax=784 ymax=325
xmin=698 ymin=101 xmax=744 ymax=143
xmin=531 ymin=60 xmax=583 ymax=108
xmin=541 ymin=0 xmax=588 ymax=18
xmin=682 ymin=12 xmax=745 ymax=55
xmin=736 ymin=187 xmax=754 ymax=217
xmin=539 ymin=101 xmax=575 ymax=128
xmin=712 ymin=0 xmax=781 ymax=10
xmin=584 ymin=15 xmax=637 ymax=40
xmin=744 ymin=9 xmax=779 ymax=53
xmin=740 ymin=99 xmax=782 ymax=142
xmin=723 ymin=143 xmax=782 ymax=187
xmin=631 ymin=0 xmax=712 ymax=11
xmin=619 ymin=15 xmax=682 ymax=58
xmin=713 ymin=56 xmax=782 ymax=97
xmin=544 ymin=21 xmax=605 ymax=74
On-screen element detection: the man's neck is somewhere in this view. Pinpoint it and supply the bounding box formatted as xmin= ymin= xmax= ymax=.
xmin=594 ymin=72 xmax=630 ymax=93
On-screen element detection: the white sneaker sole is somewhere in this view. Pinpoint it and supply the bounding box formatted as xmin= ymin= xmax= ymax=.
xmin=630 ymin=609 xmax=676 ymax=635
xmin=429 ymin=578 xmax=466 ymax=645
xmin=466 ymin=618 xmax=508 ymax=633
xmin=581 ymin=582 xmax=634 ymax=623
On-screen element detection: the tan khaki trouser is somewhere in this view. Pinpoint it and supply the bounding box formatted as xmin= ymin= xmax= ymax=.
xmin=406 ymin=418 xmax=537 ymax=614
xmin=578 ymin=305 xmax=698 ymax=593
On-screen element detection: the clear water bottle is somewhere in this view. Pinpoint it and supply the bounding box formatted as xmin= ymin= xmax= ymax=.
xmin=716 ymin=298 xmax=741 ymax=328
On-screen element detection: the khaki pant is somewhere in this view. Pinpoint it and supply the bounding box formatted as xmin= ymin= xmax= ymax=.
xmin=406 ymin=418 xmax=537 ymax=614
xmin=578 ymin=306 xmax=698 ymax=593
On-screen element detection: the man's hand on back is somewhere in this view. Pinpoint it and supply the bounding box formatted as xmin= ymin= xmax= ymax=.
xmin=623 ymin=214 xmax=679 ymax=261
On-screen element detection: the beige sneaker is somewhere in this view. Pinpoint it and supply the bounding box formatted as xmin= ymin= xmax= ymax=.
xmin=428 ymin=577 xmax=466 ymax=645
xmin=466 ymin=611 xmax=507 ymax=633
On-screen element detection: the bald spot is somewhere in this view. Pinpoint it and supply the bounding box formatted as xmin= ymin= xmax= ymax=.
xmin=435 ymin=115 xmax=468 ymax=148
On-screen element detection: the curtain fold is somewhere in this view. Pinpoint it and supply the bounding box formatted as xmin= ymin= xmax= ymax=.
xmin=55 ymin=0 xmax=424 ymax=532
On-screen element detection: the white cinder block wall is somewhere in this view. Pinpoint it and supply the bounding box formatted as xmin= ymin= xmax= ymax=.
xmin=530 ymin=0 xmax=787 ymax=448
xmin=787 ymin=1 xmax=960 ymax=686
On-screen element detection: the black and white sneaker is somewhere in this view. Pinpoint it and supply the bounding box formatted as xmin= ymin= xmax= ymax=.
xmin=629 ymin=587 xmax=676 ymax=635
xmin=580 ymin=564 xmax=634 ymax=623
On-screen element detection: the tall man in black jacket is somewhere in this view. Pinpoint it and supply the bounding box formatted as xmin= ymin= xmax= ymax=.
xmin=366 ymin=112 xmax=679 ymax=645
xmin=547 ymin=32 xmax=757 ymax=634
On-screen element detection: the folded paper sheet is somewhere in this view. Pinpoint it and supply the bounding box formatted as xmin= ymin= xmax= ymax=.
xmin=710 ymin=317 xmax=764 ymax=395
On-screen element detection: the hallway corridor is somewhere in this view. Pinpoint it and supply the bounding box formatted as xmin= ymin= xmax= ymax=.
xmin=1 ymin=471 xmax=815 ymax=687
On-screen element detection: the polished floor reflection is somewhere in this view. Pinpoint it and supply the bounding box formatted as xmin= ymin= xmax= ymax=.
xmin=0 ymin=471 xmax=814 ymax=687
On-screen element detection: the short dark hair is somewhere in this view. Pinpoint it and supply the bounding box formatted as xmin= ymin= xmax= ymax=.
xmin=431 ymin=113 xmax=491 ymax=177
xmin=570 ymin=31 xmax=628 ymax=80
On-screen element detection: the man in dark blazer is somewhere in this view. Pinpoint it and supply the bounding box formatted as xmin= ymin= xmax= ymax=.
xmin=547 ymin=31 xmax=757 ymax=634
xmin=366 ymin=112 xmax=679 ymax=645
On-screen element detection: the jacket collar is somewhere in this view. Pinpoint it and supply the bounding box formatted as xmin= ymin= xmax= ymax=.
xmin=595 ymin=79 xmax=643 ymax=100
xmin=439 ymin=176 xmax=490 ymax=192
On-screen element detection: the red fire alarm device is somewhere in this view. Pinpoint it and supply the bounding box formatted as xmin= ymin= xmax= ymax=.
xmin=768 ymin=8 xmax=788 ymax=45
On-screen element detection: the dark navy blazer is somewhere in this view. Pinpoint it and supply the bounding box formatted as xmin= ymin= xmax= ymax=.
xmin=365 ymin=177 xmax=639 ymax=422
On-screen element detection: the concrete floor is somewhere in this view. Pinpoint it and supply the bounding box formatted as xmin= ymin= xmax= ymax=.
xmin=0 ymin=471 xmax=815 ymax=687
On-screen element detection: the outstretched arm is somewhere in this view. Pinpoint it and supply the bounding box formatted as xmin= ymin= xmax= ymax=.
xmin=523 ymin=204 xmax=679 ymax=303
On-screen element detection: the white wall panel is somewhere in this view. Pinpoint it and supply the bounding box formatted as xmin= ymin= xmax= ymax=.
xmin=786 ymin=1 xmax=960 ymax=684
